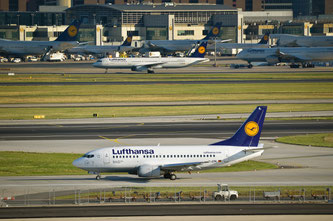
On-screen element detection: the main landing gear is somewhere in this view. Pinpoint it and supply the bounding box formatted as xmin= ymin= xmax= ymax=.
xmin=96 ymin=174 xmax=101 ymax=180
xmin=164 ymin=173 xmax=177 ymax=180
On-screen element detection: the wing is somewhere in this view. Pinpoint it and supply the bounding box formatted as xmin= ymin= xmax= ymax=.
xmin=161 ymin=161 xmax=209 ymax=172
xmin=277 ymin=49 xmax=309 ymax=62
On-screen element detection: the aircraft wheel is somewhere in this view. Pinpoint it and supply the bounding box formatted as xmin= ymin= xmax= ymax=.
xmin=164 ymin=173 xmax=171 ymax=179
xmin=96 ymin=175 xmax=101 ymax=180
xmin=170 ymin=174 xmax=177 ymax=180
xmin=248 ymin=64 xmax=253 ymax=68
xmin=147 ymin=69 xmax=155 ymax=74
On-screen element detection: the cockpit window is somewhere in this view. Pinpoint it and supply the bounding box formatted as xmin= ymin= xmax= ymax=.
xmin=83 ymin=154 xmax=94 ymax=158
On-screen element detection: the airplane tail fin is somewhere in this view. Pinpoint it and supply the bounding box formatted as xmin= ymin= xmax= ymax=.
xmin=258 ymin=33 xmax=270 ymax=44
xmin=210 ymin=106 xmax=267 ymax=147
xmin=55 ymin=20 xmax=81 ymax=42
xmin=202 ymin=22 xmax=222 ymax=40
xmin=189 ymin=41 xmax=208 ymax=58
xmin=121 ymin=33 xmax=134 ymax=46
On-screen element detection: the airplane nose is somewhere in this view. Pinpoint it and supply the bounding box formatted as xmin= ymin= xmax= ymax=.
xmin=72 ymin=158 xmax=82 ymax=168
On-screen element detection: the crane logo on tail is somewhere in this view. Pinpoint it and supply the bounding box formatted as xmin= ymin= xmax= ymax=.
xmin=68 ymin=25 xmax=78 ymax=37
xmin=245 ymin=121 xmax=259 ymax=136
xmin=212 ymin=27 xmax=219 ymax=35
xmin=126 ymin=36 xmax=132 ymax=43
xmin=198 ymin=46 xmax=206 ymax=54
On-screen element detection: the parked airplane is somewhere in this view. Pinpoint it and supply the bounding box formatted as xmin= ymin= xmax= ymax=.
xmin=271 ymin=34 xmax=333 ymax=47
xmin=142 ymin=23 xmax=228 ymax=53
xmin=93 ymin=41 xmax=209 ymax=73
xmin=212 ymin=33 xmax=270 ymax=50
xmin=236 ymin=47 xmax=333 ymax=68
xmin=0 ymin=20 xmax=81 ymax=60
xmin=73 ymin=106 xmax=267 ymax=180
xmin=67 ymin=33 xmax=134 ymax=55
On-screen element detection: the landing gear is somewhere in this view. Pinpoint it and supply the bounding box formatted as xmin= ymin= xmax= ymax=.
xmin=147 ymin=69 xmax=155 ymax=74
xmin=290 ymin=63 xmax=300 ymax=68
xmin=247 ymin=64 xmax=253 ymax=69
xmin=105 ymin=68 xmax=108 ymax=74
xmin=164 ymin=173 xmax=177 ymax=180
xmin=96 ymin=174 xmax=101 ymax=180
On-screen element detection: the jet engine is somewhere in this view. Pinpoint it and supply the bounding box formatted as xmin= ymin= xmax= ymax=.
xmin=137 ymin=164 xmax=161 ymax=177
xmin=265 ymin=56 xmax=280 ymax=65
xmin=131 ymin=66 xmax=147 ymax=72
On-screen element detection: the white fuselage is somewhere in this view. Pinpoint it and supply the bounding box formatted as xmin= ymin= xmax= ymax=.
xmin=93 ymin=57 xmax=209 ymax=70
xmin=0 ymin=39 xmax=78 ymax=57
xmin=72 ymin=145 xmax=264 ymax=174
xmin=237 ymin=47 xmax=333 ymax=64
xmin=273 ymin=34 xmax=333 ymax=47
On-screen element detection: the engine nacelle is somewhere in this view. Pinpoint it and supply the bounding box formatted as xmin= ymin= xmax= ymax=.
xmin=137 ymin=164 xmax=161 ymax=177
xmin=131 ymin=66 xmax=147 ymax=72
xmin=265 ymin=56 xmax=280 ymax=65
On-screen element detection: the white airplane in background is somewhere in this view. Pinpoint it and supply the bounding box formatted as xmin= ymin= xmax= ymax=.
xmin=212 ymin=33 xmax=270 ymax=50
xmin=73 ymin=106 xmax=267 ymax=180
xmin=0 ymin=20 xmax=81 ymax=60
xmin=93 ymin=41 xmax=209 ymax=73
xmin=67 ymin=33 xmax=134 ymax=55
xmin=271 ymin=34 xmax=333 ymax=47
xmin=236 ymin=47 xmax=333 ymax=68
xmin=142 ymin=23 xmax=228 ymax=53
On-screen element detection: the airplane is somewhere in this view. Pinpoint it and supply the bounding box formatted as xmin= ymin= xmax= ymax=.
xmin=211 ymin=33 xmax=270 ymax=50
xmin=73 ymin=106 xmax=267 ymax=180
xmin=236 ymin=47 xmax=333 ymax=68
xmin=141 ymin=23 xmax=229 ymax=54
xmin=67 ymin=33 xmax=134 ymax=55
xmin=92 ymin=41 xmax=209 ymax=73
xmin=0 ymin=20 xmax=81 ymax=60
xmin=271 ymin=34 xmax=333 ymax=47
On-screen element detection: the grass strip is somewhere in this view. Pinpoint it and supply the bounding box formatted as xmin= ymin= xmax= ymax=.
xmin=0 ymin=151 xmax=277 ymax=176
xmin=1 ymin=103 xmax=333 ymax=120
xmin=276 ymin=133 xmax=333 ymax=148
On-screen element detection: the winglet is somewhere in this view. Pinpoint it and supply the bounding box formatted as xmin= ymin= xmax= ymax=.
xmin=258 ymin=33 xmax=270 ymax=45
xmin=55 ymin=20 xmax=81 ymax=42
xmin=202 ymin=22 xmax=222 ymax=40
xmin=121 ymin=33 xmax=134 ymax=46
xmin=190 ymin=41 xmax=208 ymax=58
xmin=210 ymin=106 xmax=267 ymax=147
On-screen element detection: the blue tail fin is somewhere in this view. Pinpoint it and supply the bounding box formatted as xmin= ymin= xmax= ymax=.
xmin=258 ymin=33 xmax=270 ymax=44
xmin=190 ymin=41 xmax=208 ymax=58
xmin=121 ymin=33 xmax=134 ymax=46
xmin=211 ymin=106 xmax=267 ymax=147
xmin=55 ymin=20 xmax=81 ymax=42
xmin=202 ymin=22 xmax=222 ymax=40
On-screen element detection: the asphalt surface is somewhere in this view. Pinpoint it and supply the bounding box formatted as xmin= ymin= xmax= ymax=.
xmin=1 ymin=120 xmax=333 ymax=141
xmin=1 ymin=204 xmax=333 ymax=218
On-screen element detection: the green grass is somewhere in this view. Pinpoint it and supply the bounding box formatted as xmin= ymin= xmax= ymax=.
xmin=1 ymin=103 xmax=333 ymax=120
xmin=0 ymin=151 xmax=277 ymax=176
xmin=1 ymin=82 xmax=333 ymax=104
xmin=276 ymin=133 xmax=333 ymax=148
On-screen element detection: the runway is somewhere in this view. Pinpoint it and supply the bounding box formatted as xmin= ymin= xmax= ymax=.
xmin=1 ymin=120 xmax=333 ymax=141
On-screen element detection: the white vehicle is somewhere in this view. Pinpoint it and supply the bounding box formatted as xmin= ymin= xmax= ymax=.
xmin=12 ymin=58 xmax=21 ymax=63
xmin=0 ymin=20 xmax=81 ymax=59
xmin=271 ymin=34 xmax=333 ymax=47
xmin=46 ymin=53 xmax=65 ymax=62
xmin=213 ymin=184 xmax=238 ymax=201
xmin=236 ymin=47 xmax=333 ymax=68
xmin=93 ymin=41 xmax=209 ymax=74
xmin=73 ymin=106 xmax=267 ymax=180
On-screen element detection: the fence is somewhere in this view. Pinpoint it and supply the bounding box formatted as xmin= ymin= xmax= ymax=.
xmin=0 ymin=185 xmax=332 ymax=207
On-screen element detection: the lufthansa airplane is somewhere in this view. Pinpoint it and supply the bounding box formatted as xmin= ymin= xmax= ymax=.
xmin=212 ymin=33 xmax=270 ymax=50
xmin=0 ymin=20 xmax=81 ymax=60
xmin=93 ymin=41 xmax=209 ymax=73
xmin=73 ymin=106 xmax=267 ymax=180
xmin=67 ymin=33 xmax=134 ymax=55
xmin=271 ymin=34 xmax=333 ymax=47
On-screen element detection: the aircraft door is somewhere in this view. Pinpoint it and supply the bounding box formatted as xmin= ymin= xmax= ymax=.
xmin=103 ymin=151 xmax=110 ymax=165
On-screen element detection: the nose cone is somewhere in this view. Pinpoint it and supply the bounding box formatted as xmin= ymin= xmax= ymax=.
xmin=72 ymin=158 xmax=82 ymax=168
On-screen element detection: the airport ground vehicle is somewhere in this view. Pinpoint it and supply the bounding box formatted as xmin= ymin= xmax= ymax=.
xmin=213 ymin=184 xmax=238 ymax=201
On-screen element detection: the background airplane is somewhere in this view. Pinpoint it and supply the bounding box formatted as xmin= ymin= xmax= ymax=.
xmin=141 ymin=23 xmax=227 ymax=54
xmin=271 ymin=34 xmax=333 ymax=47
xmin=0 ymin=20 xmax=81 ymax=60
xmin=211 ymin=33 xmax=270 ymax=50
xmin=93 ymin=41 xmax=209 ymax=73
xmin=236 ymin=47 xmax=333 ymax=68
xmin=67 ymin=33 xmax=134 ymax=56
xmin=73 ymin=106 xmax=267 ymax=180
